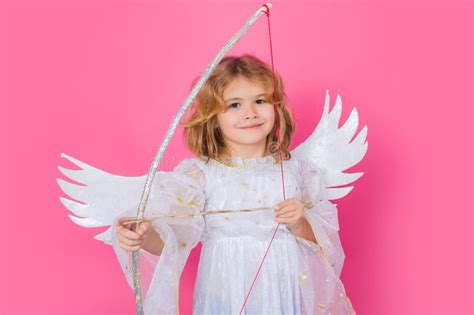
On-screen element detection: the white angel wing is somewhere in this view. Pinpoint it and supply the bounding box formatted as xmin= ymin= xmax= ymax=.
xmin=291 ymin=89 xmax=368 ymax=200
xmin=56 ymin=153 xmax=162 ymax=245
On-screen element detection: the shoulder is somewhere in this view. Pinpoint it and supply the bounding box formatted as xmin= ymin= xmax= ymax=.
xmin=172 ymin=157 xmax=208 ymax=186
xmin=173 ymin=156 xmax=209 ymax=171
xmin=288 ymin=156 xmax=319 ymax=175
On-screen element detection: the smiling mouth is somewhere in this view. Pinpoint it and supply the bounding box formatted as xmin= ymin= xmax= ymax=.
xmin=240 ymin=123 xmax=263 ymax=129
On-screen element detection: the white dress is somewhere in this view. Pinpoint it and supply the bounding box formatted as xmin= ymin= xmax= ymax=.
xmin=110 ymin=155 xmax=356 ymax=314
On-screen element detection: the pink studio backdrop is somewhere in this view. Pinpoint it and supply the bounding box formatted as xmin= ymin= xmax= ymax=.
xmin=0 ymin=0 xmax=472 ymax=314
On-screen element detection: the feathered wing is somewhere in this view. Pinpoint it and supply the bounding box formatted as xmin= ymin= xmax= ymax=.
xmin=291 ymin=89 xmax=368 ymax=200
xmin=56 ymin=153 xmax=163 ymax=245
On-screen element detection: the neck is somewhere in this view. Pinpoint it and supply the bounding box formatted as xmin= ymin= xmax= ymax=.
xmin=221 ymin=142 xmax=270 ymax=160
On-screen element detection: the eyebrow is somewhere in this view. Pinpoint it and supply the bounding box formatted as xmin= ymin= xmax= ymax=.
xmin=225 ymin=93 xmax=266 ymax=102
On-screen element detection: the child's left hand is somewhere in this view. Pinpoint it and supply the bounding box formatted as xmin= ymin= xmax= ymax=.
xmin=274 ymin=198 xmax=306 ymax=230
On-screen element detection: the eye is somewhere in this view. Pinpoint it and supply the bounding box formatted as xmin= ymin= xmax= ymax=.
xmin=256 ymin=99 xmax=267 ymax=104
xmin=227 ymin=102 xmax=240 ymax=109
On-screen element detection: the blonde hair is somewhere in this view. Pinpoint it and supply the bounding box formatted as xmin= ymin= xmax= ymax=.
xmin=181 ymin=54 xmax=295 ymax=163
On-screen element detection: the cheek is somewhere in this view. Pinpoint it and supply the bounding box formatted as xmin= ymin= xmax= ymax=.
xmin=217 ymin=113 xmax=238 ymax=130
xmin=260 ymin=105 xmax=275 ymax=124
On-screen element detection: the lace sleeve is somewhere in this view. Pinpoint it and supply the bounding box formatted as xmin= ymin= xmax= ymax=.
xmin=295 ymin=159 xmax=355 ymax=314
xmin=298 ymin=159 xmax=345 ymax=276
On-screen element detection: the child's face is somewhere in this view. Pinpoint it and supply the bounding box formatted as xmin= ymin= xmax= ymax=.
xmin=216 ymin=76 xmax=275 ymax=154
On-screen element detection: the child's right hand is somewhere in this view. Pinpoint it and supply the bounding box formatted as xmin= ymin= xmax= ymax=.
xmin=116 ymin=217 xmax=152 ymax=252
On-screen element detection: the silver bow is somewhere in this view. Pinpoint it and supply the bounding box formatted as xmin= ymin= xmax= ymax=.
xmin=130 ymin=4 xmax=273 ymax=314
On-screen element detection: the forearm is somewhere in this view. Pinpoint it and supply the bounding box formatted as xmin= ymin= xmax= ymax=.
xmin=141 ymin=227 xmax=165 ymax=256
xmin=288 ymin=217 xmax=318 ymax=244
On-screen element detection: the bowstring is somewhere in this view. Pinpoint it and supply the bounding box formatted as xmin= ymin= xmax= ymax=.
xmin=239 ymin=4 xmax=286 ymax=314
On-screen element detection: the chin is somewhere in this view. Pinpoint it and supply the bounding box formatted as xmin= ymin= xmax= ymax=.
xmin=231 ymin=134 xmax=270 ymax=146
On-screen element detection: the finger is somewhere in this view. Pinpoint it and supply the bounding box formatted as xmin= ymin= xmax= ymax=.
xmin=117 ymin=223 xmax=146 ymax=237
xmin=136 ymin=222 xmax=151 ymax=237
xmin=118 ymin=234 xmax=144 ymax=246
xmin=117 ymin=216 xmax=136 ymax=226
xmin=274 ymin=198 xmax=298 ymax=210
xmin=274 ymin=200 xmax=290 ymax=210
xmin=118 ymin=227 xmax=143 ymax=240
xmin=276 ymin=211 xmax=296 ymax=219
xmin=117 ymin=217 xmax=146 ymax=229
xmin=275 ymin=204 xmax=296 ymax=217
xmin=123 ymin=239 xmax=143 ymax=247
xmin=275 ymin=206 xmax=296 ymax=217
xmin=275 ymin=216 xmax=299 ymax=225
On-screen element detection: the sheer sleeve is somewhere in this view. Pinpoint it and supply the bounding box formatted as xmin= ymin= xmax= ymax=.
xmin=296 ymin=159 xmax=355 ymax=314
xmin=110 ymin=158 xmax=206 ymax=314
xmin=298 ymin=160 xmax=345 ymax=276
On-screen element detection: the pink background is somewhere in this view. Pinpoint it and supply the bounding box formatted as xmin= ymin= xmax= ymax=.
xmin=0 ymin=0 xmax=472 ymax=314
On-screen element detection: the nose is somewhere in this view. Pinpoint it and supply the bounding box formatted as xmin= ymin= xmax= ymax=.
xmin=244 ymin=104 xmax=259 ymax=119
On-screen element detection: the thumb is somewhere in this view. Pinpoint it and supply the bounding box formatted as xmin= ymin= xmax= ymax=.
xmin=137 ymin=222 xmax=149 ymax=236
xmin=117 ymin=216 xmax=141 ymax=231
xmin=116 ymin=216 xmax=133 ymax=227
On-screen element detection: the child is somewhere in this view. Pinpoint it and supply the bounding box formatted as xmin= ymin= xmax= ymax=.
xmin=112 ymin=54 xmax=356 ymax=314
